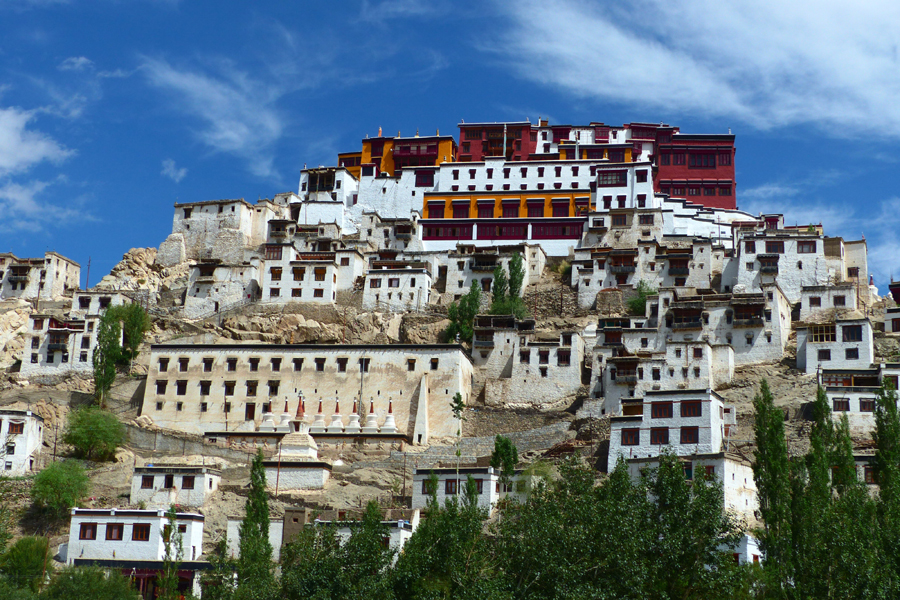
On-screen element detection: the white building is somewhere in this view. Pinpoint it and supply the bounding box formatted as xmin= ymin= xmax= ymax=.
xmin=822 ymin=363 xmax=900 ymax=435
xmin=183 ymin=260 xmax=260 ymax=318
xmin=799 ymin=283 xmax=857 ymax=322
xmin=0 ymin=410 xmax=43 ymax=474
xmin=411 ymin=466 xmax=534 ymax=511
xmin=0 ymin=251 xmax=80 ymax=301
xmin=885 ymin=307 xmax=900 ymax=334
xmin=626 ymin=452 xmax=758 ymax=524
xmin=143 ymin=343 xmax=474 ymax=443
xmin=607 ymin=389 xmax=735 ymax=473
xmin=261 ymin=247 xmax=365 ymax=305
xmin=471 ymin=315 xmax=586 ymax=407
xmin=130 ymin=465 xmax=221 ymax=508
xmin=262 ymin=426 xmax=331 ymax=491
xmin=19 ymin=291 xmax=132 ymax=376
xmin=362 ymin=259 xmax=432 ymax=312
xmin=796 ymin=315 xmax=874 ymax=374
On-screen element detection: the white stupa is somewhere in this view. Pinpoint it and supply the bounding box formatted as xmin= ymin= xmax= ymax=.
xmin=345 ymin=401 xmax=362 ymax=434
xmin=309 ymin=400 xmax=327 ymax=434
xmin=381 ymin=400 xmax=398 ymax=434
xmin=361 ymin=400 xmax=380 ymax=434
xmin=326 ymin=400 xmax=345 ymax=433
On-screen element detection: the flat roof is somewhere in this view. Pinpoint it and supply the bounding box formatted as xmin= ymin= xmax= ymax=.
xmin=150 ymin=343 xmax=466 ymax=351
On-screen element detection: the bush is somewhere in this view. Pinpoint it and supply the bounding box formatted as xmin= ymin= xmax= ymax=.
xmin=41 ymin=567 xmax=138 ymax=600
xmin=31 ymin=461 xmax=90 ymax=520
xmin=626 ymin=280 xmax=657 ymax=316
xmin=63 ymin=408 xmax=124 ymax=461
xmin=0 ymin=536 xmax=51 ymax=593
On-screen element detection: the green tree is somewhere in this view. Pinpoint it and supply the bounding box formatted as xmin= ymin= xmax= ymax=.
xmin=199 ymin=538 xmax=235 ymax=600
xmin=491 ymin=264 xmax=509 ymax=303
xmin=40 ymin=567 xmax=138 ymax=600
xmin=157 ymin=507 xmax=183 ymax=600
xmin=490 ymin=435 xmax=518 ymax=494
xmin=0 ymin=537 xmax=52 ymax=593
xmin=30 ymin=461 xmax=89 ymax=520
xmin=751 ymin=379 xmax=793 ymax=593
xmin=507 ymin=252 xmax=525 ymax=299
xmin=445 ymin=281 xmax=481 ymax=343
xmin=236 ymin=449 xmax=275 ymax=600
xmin=874 ymin=378 xmax=900 ymax=595
xmin=450 ymin=393 xmax=466 ymax=490
xmin=106 ymin=303 xmax=151 ymax=364
xmin=62 ymin=407 xmax=124 ymax=461
xmin=626 ymin=280 xmax=656 ymax=316
xmin=91 ymin=311 xmax=121 ymax=406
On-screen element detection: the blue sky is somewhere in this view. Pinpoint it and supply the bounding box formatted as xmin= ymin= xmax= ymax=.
xmin=1 ymin=0 xmax=899 ymax=288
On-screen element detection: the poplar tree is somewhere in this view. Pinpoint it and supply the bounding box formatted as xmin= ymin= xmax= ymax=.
xmin=874 ymin=379 xmax=900 ymax=595
xmin=236 ymin=449 xmax=275 ymax=600
xmin=91 ymin=311 xmax=120 ymax=406
xmin=157 ymin=507 xmax=183 ymax=600
xmin=491 ymin=264 xmax=509 ymax=303
xmin=507 ymin=252 xmax=525 ymax=299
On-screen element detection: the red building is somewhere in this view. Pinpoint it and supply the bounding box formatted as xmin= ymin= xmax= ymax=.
xmin=654 ymin=127 xmax=736 ymax=210
xmin=457 ymin=121 xmax=538 ymax=162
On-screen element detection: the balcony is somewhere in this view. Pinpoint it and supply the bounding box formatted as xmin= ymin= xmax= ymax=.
xmin=196 ymin=276 xmax=215 ymax=283
xmin=395 ymin=232 xmax=412 ymax=240
xmin=7 ymin=275 xmax=28 ymax=283
xmin=616 ymin=374 xmax=638 ymax=384
xmin=589 ymin=218 xmax=608 ymax=231
xmin=760 ymin=265 xmax=779 ymax=274
xmin=269 ymin=230 xmax=288 ymax=238
xmin=733 ymin=317 xmax=764 ymax=328
xmin=48 ymin=343 xmax=67 ymax=352
xmin=471 ymin=261 xmax=498 ymax=272
xmin=671 ymin=320 xmax=703 ymax=330
xmin=668 ymin=267 xmax=690 ymax=276
xmin=473 ymin=339 xmax=495 ymax=348
xmin=609 ymin=264 xmax=636 ymax=274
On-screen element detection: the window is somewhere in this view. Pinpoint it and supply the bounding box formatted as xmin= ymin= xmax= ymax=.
xmin=226 ymin=358 xmax=237 ymax=372
xmin=79 ymin=523 xmax=97 ymax=540
xmin=719 ymin=152 xmax=732 ymax=166
xmin=292 ymin=288 xmax=301 ymax=298
xmin=639 ymin=214 xmax=654 ymax=225
xmin=370 ymin=279 xmax=382 ymax=289
xmin=249 ymin=358 xmax=259 ymax=372
xmin=141 ymin=475 xmax=154 ymax=489
xmin=224 ymin=381 xmax=235 ymax=396
xmin=246 ymin=381 xmax=258 ymax=396
xmin=159 ymin=358 xmax=169 ymax=372
xmin=182 ymin=475 xmax=195 ymax=489
xmin=313 ymin=289 xmax=324 ymax=298
xmin=156 ymin=380 xmax=167 ymax=395
xmin=765 ymin=241 xmax=785 ymax=254
xmin=200 ymin=381 xmax=211 ymax=396
xmin=845 ymin=348 xmax=859 ymax=360
xmin=651 ymin=402 xmax=673 ymax=418
xmin=106 ymin=523 xmax=124 ymax=541
xmin=834 ymin=295 xmax=846 ymax=307
xmin=388 ymin=278 xmax=400 ymax=288
xmin=407 ymin=359 xmax=416 ymax=371
xmin=176 ymin=380 xmax=187 ymax=396
xmin=293 ymin=267 xmax=305 ymax=281
xmin=270 ymin=267 xmax=282 ymax=281
xmin=680 ymin=427 xmax=699 ymax=444
xmin=268 ymin=381 xmax=279 ymax=396
xmin=798 ymin=241 xmax=816 ymax=253
xmin=265 ymin=246 xmax=282 ymax=260
xmin=557 ymin=350 xmax=571 ymax=366
xmin=681 ymin=401 xmax=701 ymax=417
xmin=133 ymin=524 xmax=151 ymax=541
xmin=271 ymin=357 xmax=281 ymax=372
xmin=833 ymin=398 xmax=850 ymax=412
xmin=650 ymin=428 xmax=669 ymax=445
xmin=314 ymin=268 xmax=326 ymax=282
xmin=652 ymin=368 xmax=661 ymax=381
xmin=621 ymin=429 xmax=639 ymax=445
xmin=422 ymin=479 xmax=437 ymax=495
xmin=693 ymin=347 xmax=703 ymax=359
xmin=809 ymin=296 xmax=821 ymax=307
xmin=612 ymin=215 xmax=626 ymax=227
xmin=637 ymin=194 xmax=646 ymax=208
xmin=818 ymin=349 xmax=831 ymax=361
xmin=865 ymin=466 xmax=876 ymax=485
xmin=293 ymin=358 xmax=303 ymax=371
xmin=688 ymin=187 xmax=701 ymax=196
xmin=337 ymin=357 xmax=348 ymax=372
xmin=430 ymin=358 xmax=439 ymax=370
xmin=445 ymin=479 xmax=458 ymax=495
xmin=202 ymin=358 xmax=213 ymax=372
xmin=810 ymin=325 xmax=836 ymax=342
xmin=689 ymin=153 xmax=716 ymax=168
xmin=636 ymin=169 xmax=648 ymax=183
xmin=359 ymin=358 xmax=371 ymax=372
xmin=842 ymin=325 xmax=862 ymax=342
xmin=315 ymin=358 xmax=326 ymax=372
xmin=861 ymin=398 xmax=876 ymax=412
xmin=597 ymin=171 xmax=627 ymax=187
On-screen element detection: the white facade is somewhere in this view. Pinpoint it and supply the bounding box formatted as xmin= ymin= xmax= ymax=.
xmin=65 ymin=509 xmax=204 ymax=565
xmin=434 ymin=244 xmax=546 ymax=305
xmin=261 ymin=248 xmax=365 ymax=305
xmin=143 ymin=343 xmax=474 ymax=443
xmin=607 ymin=389 xmax=735 ymax=472
xmin=130 ymin=466 xmax=221 ymax=508
xmin=0 ymin=410 xmax=43 ymax=475
xmin=799 ymin=284 xmax=857 ymax=321
xmin=885 ymin=307 xmax=900 ymax=334
xmin=411 ymin=467 xmax=533 ymax=511
xmin=183 ymin=261 xmax=259 ymax=318
xmin=362 ymin=265 xmax=432 ymax=312
xmin=626 ymin=452 xmax=758 ymax=523
xmin=797 ymin=317 xmax=874 ymax=374
xmin=0 ymin=252 xmax=80 ymax=301
xmin=20 ymin=292 xmax=132 ymax=376
xmin=822 ymin=364 xmax=900 ymax=435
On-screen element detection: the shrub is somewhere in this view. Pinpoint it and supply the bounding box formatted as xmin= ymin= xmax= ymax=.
xmin=31 ymin=461 xmax=90 ymax=520
xmin=0 ymin=536 xmax=51 ymax=592
xmin=626 ymin=280 xmax=657 ymax=316
xmin=63 ymin=407 xmax=124 ymax=461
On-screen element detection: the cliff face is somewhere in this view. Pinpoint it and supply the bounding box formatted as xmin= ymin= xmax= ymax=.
xmin=0 ymin=299 xmax=31 ymax=369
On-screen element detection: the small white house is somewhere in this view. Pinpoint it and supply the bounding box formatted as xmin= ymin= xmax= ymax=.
xmin=411 ymin=466 xmax=534 ymax=511
xmin=0 ymin=409 xmax=43 ymax=475
xmin=607 ymin=389 xmax=735 ymax=473
xmin=64 ymin=508 xmax=204 ymax=564
xmin=885 ymin=307 xmax=900 ymax=334
xmin=130 ymin=465 xmax=221 ymax=508
xmin=796 ymin=316 xmax=874 ymax=374
xmin=262 ymin=426 xmax=331 ymax=491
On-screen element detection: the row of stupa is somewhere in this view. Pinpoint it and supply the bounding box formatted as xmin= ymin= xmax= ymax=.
xmin=258 ymin=397 xmax=398 ymax=435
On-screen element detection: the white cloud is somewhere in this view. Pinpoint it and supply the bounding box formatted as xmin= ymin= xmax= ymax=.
xmin=0 ymin=107 xmax=72 ymax=177
xmin=142 ymin=57 xmax=283 ymax=178
xmin=160 ymin=158 xmax=187 ymax=183
xmin=58 ymin=56 xmax=94 ymax=72
xmin=492 ymin=0 xmax=900 ymax=137
xmin=0 ymin=178 xmax=95 ymax=233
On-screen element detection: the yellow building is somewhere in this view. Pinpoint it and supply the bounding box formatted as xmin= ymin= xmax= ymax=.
xmin=339 ymin=132 xmax=457 ymax=178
